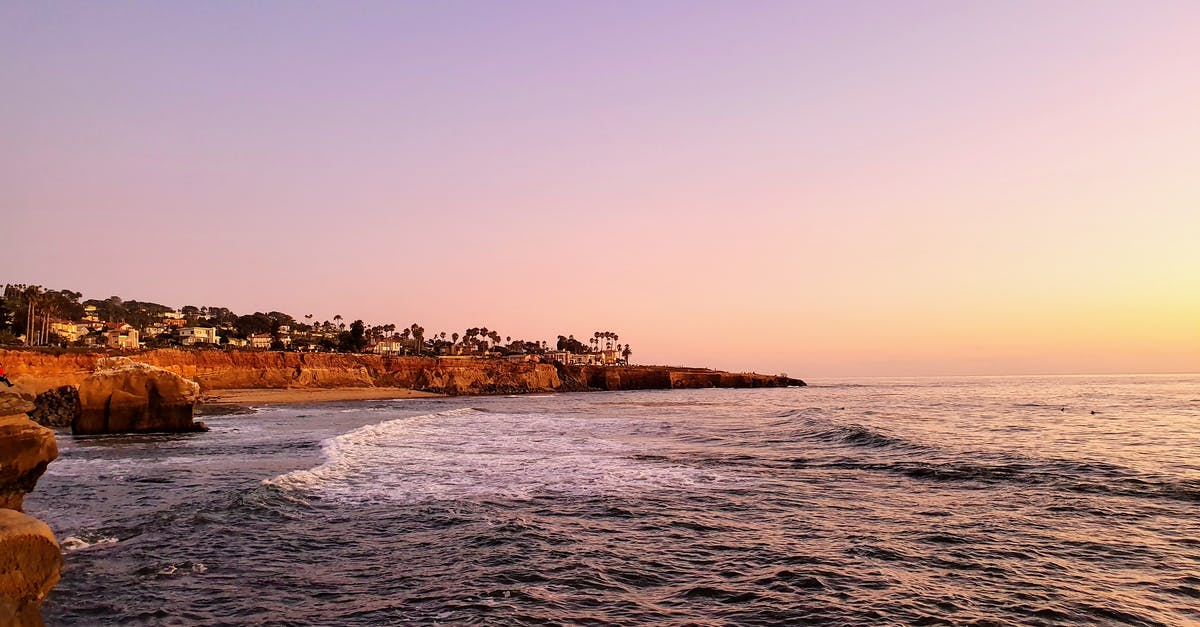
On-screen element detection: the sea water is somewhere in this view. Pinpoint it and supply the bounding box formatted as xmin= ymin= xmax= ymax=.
xmin=25 ymin=375 xmax=1200 ymax=625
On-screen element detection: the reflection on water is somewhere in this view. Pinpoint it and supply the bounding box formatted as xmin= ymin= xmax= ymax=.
xmin=26 ymin=375 xmax=1200 ymax=625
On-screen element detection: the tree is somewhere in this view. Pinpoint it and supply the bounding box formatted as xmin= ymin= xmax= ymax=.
xmin=410 ymin=323 xmax=424 ymax=356
xmin=622 ymin=344 xmax=632 ymax=364
xmin=348 ymin=319 xmax=368 ymax=352
xmin=24 ymin=286 xmax=44 ymax=346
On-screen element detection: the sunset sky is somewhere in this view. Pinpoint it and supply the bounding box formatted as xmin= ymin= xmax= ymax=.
xmin=4 ymin=1 xmax=1198 ymax=377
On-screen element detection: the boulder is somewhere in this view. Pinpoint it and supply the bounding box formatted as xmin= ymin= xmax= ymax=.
xmin=0 ymin=397 xmax=58 ymax=512
xmin=75 ymin=357 xmax=203 ymax=435
xmin=0 ymin=386 xmax=61 ymax=626
xmin=29 ymin=386 xmax=78 ymax=429
xmin=0 ymin=510 xmax=62 ymax=627
xmin=0 ymin=387 xmax=35 ymax=418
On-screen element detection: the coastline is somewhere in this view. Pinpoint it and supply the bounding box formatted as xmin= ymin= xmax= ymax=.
xmin=201 ymin=387 xmax=443 ymax=407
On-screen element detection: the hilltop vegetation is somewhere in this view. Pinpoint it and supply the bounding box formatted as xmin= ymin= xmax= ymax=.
xmin=0 ymin=283 xmax=633 ymax=363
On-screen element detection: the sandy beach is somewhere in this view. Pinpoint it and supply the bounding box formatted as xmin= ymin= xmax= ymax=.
xmin=201 ymin=387 xmax=444 ymax=406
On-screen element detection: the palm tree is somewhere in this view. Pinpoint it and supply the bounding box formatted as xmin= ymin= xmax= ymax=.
xmin=334 ymin=314 xmax=344 ymax=331
xmin=622 ymin=344 xmax=632 ymax=364
xmin=24 ymin=285 xmax=44 ymax=346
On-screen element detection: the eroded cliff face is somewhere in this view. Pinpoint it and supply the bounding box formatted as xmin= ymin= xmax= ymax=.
xmin=75 ymin=357 xmax=204 ymax=435
xmin=0 ymin=385 xmax=62 ymax=626
xmin=0 ymin=349 xmax=804 ymax=396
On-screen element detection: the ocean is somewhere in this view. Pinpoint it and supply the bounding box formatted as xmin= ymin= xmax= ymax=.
xmin=25 ymin=375 xmax=1200 ymax=625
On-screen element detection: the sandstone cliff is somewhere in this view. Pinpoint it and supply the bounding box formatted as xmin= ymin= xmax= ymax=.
xmin=0 ymin=385 xmax=62 ymax=626
xmin=0 ymin=389 xmax=57 ymax=512
xmin=0 ymin=349 xmax=805 ymax=397
xmin=75 ymin=357 xmax=204 ymax=435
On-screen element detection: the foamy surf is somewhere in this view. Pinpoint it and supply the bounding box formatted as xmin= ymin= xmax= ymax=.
xmin=61 ymin=535 xmax=119 ymax=552
xmin=265 ymin=407 xmax=729 ymax=504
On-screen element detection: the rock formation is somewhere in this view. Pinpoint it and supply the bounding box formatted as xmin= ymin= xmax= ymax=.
xmin=0 ymin=384 xmax=62 ymax=626
xmin=0 ymin=510 xmax=61 ymax=626
xmin=29 ymin=386 xmax=78 ymax=430
xmin=75 ymin=357 xmax=204 ymax=435
xmin=0 ymin=348 xmax=805 ymax=398
xmin=0 ymin=389 xmax=57 ymax=512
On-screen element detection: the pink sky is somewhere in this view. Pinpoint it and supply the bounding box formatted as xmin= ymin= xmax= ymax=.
xmin=4 ymin=1 xmax=1198 ymax=376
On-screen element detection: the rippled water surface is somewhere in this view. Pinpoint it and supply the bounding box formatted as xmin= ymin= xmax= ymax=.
xmin=26 ymin=375 xmax=1200 ymax=625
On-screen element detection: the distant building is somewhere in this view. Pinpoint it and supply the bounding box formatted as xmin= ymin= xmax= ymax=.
xmin=177 ymin=327 xmax=220 ymax=345
xmin=542 ymin=350 xmax=571 ymax=363
xmin=371 ymin=337 xmax=405 ymax=355
xmin=50 ymin=321 xmax=81 ymax=343
xmin=542 ymin=350 xmax=604 ymax=366
xmin=248 ymin=333 xmax=272 ymax=349
xmin=226 ymin=337 xmax=248 ymax=348
xmin=105 ymin=323 xmax=139 ymax=349
xmin=142 ymin=324 xmax=169 ymax=338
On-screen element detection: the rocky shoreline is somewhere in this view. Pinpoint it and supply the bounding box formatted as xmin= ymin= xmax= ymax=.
xmin=0 ymin=385 xmax=61 ymax=626
xmin=1 ymin=348 xmax=805 ymax=399
xmin=0 ymin=349 xmax=803 ymax=623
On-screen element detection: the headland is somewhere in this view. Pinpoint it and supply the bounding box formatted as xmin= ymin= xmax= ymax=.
xmin=1 ymin=349 xmax=805 ymax=403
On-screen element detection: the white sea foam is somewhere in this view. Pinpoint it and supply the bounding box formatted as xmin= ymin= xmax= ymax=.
xmin=61 ymin=535 xmax=119 ymax=552
xmin=266 ymin=407 xmax=727 ymax=504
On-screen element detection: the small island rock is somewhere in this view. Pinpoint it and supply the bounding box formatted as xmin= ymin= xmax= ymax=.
xmin=75 ymin=357 xmax=204 ymax=435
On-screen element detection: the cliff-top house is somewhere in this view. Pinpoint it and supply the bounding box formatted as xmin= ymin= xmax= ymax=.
xmin=104 ymin=323 xmax=139 ymax=349
xmin=177 ymin=326 xmax=220 ymax=346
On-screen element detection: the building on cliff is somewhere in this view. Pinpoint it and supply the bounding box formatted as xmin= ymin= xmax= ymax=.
xmin=542 ymin=350 xmax=621 ymax=366
xmin=370 ymin=337 xmax=405 ymax=355
xmin=104 ymin=323 xmax=139 ymax=349
xmin=178 ymin=327 xmax=220 ymax=346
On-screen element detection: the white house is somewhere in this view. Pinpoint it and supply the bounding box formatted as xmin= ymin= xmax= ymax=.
xmin=177 ymin=326 xmax=220 ymax=345
xmin=371 ymin=337 xmax=405 ymax=355
xmin=248 ymin=333 xmax=272 ymax=349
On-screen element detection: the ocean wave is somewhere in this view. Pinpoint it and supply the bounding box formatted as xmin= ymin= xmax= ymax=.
xmin=265 ymin=408 xmax=729 ymax=505
xmin=777 ymin=411 xmax=925 ymax=451
xmin=827 ymin=457 xmax=1200 ymax=504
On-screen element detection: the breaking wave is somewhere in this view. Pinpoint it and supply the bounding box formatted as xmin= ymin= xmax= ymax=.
xmin=266 ymin=408 xmax=730 ymax=504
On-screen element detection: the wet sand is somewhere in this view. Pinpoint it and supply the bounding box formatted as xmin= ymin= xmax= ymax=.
xmin=202 ymin=387 xmax=444 ymax=407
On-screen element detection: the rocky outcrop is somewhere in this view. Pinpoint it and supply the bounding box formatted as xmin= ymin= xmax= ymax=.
xmin=0 ymin=392 xmax=58 ymax=512
xmin=0 ymin=385 xmax=61 ymax=626
xmin=0 ymin=510 xmax=61 ymax=626
xmin=29 ymin=386 xmax=78 ymax=429
xmin=0 ymin=349 xmax=805 ymax=397
xmin=0 ymin=351 xmax=101 ymax=396
xmin=75 ymin=357 xmax=204 ymax=435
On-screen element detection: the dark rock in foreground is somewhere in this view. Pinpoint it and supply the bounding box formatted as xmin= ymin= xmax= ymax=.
xmin=29 ymin=386 xmax=78 ymax=430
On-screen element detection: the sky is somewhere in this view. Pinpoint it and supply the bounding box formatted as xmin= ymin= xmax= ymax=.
xmin=3 ymin=1 xmax=1198 ymax=377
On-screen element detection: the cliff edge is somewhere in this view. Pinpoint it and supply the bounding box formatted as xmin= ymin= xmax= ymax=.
xmin=0 ymin=385 xmax=62 ymax=626
xmin=0 ymin=349 xmax=805 ymax=397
